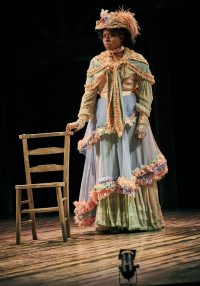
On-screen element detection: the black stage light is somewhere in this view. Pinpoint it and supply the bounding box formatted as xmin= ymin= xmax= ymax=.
xmin=119 ymin=249 xmax=139 ymax=285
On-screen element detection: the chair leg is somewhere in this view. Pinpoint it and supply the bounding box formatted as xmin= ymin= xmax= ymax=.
xmin=16 ymin=189 xmax=22 ymax=245
xmin=64 ymin=197 xmax=71 ymax=238
xmin=27 ymin=189 xmax=37 ymax=240
xmin=30 ymin=213 xmax=37 ymax=240
xmin=56 ymin=187 xmax=68 ymax=242
xmin=63 ymin=183 xmax=71 ymax=238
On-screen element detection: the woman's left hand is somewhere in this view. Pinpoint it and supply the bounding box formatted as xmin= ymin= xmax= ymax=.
xmin=135 ymin=113 xmax=149 ymax=139
xmin=135 ymin=123 xmax=148 ymax=139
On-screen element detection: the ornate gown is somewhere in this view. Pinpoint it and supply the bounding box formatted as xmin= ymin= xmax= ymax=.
xmin=74 ymin=47 xmax=168 ymax=231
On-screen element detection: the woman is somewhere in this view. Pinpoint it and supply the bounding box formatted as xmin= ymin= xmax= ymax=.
xmin=66 ymin=8 xmax=168 ymax=233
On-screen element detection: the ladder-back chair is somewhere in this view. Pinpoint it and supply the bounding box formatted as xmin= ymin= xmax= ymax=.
xmin=15 ymin=131 xmax=71 ymax=244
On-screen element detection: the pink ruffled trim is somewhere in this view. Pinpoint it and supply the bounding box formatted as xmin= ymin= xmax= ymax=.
xmin=76 ymin=217 xmax=96 ymax=227
xmin=74 ymin=199 xmax=97 ymax=227
xmin=78 ymin=131 xmax=99 ymax=152
xmin=90 ymin=176 xmax=137 ymax=203
xmin=78 ymin=113 xmax=136 ymax=153
xmin=91 ymin=187 xmax=115 ymax=203
xmin=118 ymin=176 xmax=137 ymax=191
xmin=133 ymin=154 xmax=168 ymax=185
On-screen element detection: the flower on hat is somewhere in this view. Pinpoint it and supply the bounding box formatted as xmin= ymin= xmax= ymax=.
xmin=96 ymin=8 xmax=140 ymax=39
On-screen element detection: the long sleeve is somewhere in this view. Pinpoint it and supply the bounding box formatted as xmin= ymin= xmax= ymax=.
xmin=136 ymin=79 xmax=153 ymax=117
xmin=78 ymin=59 xmax=99 ymax=121
xmin=126 ymin=59 xmax=155 ymax=118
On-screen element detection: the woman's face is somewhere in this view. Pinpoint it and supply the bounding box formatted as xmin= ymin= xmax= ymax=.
xmin=102 ymin=29 xmax=123 ymax=51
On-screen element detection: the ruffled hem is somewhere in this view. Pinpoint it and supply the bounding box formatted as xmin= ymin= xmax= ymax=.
xmin=78 ymin=113 xmax=136 ymax=153
xmin=73 ymin=153 xmax=168 ymax=227
xmin=74 ymin=199 xmax=97 ymax=227
xmin=133 ymin=154 xmax=168 ymax=185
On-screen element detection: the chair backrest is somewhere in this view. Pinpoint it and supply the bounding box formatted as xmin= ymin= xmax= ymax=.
xmin=19 ymin=131 xmax=70 ymax=197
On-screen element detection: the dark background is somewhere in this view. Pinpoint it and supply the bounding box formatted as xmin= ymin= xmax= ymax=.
xmin=1 ymin=0 xmax=198 ymax=217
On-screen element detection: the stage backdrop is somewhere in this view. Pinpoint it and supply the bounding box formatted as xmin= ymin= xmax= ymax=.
xmin=1 ymin=0 xmax=198 ymax=216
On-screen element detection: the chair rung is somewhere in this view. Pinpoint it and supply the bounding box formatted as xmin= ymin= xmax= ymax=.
xmin=21 ymin=207 xmax=59 ymax=213
xmin=30 ymin=164 xmax=64 ymax=173
xmin=62 ymin=197 xmax=67 ymax=202
xmin=16 ymin=182 xmax=65 ymax=189
xmin=21 ymin=220 xmax=32 ymax=225
xmin=29 ymin=147 xmax=64 ymax=155
xmin=21 ymin=200 xmax=29 ymax=205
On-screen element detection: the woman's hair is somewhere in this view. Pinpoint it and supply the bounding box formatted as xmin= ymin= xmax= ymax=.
xmin=97 ymin=28 xmax=136 ymax=49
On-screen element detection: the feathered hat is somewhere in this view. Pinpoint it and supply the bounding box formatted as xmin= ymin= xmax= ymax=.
xmin=95 ymin=8 xmax=140 ymax=39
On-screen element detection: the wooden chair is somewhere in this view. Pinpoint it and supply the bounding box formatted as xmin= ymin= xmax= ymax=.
xmin=15 ymin=131 xmax=71 ymax=244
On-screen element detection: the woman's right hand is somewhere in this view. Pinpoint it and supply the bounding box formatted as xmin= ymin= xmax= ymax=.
xmin=66 ymin=121 xmax=79 ymax=133
xmin=66 ymin=117 xmax=86 ymax=133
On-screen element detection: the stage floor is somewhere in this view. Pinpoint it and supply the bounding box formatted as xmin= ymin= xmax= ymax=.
xmin=0 ymin=209 xmax=200 ymax=286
